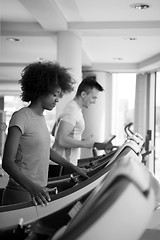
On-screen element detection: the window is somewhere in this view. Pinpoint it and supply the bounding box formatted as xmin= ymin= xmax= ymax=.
xmin=112 ymin=73 xmax=136 ymax=145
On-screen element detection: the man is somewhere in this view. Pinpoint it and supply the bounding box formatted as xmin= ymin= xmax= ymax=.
xmin=52 ymin=76 xmax=112 ymax=169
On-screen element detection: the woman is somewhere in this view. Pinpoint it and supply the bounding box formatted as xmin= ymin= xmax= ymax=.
xmin=2 ymin=61 xmax=87 ymax=206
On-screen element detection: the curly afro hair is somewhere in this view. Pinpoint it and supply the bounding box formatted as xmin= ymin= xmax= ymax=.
xmin=19 ymin=61 xmax=75 ymax=102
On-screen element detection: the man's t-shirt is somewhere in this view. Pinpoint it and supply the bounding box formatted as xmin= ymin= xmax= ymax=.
xmin=53 ymin=100 xmax=85 ymax=165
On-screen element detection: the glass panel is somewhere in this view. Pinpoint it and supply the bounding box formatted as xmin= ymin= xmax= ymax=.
xmin=112 ymin=73 xmax=136 ymax=145
xmin=155 ymin=72 xmax=160 ymax=183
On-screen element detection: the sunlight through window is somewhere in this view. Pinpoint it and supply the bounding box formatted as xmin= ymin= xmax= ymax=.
xmin=112 ymin=73 xmax=136 ymax=145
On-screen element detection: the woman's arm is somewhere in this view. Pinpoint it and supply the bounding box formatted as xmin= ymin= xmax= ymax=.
xmin=50 ymin=148 xmax=88 ymax=178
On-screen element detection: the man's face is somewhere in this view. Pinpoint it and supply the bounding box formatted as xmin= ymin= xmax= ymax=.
xmin=82 ymin=88 xmax=99 ymax=108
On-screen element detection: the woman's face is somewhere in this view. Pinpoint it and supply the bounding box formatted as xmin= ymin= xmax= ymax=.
xmin=41 ymin=87 xmax=62 ymax=111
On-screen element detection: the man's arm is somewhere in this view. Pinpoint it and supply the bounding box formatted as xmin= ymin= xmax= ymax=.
xmin=55 ymin=120 xmax=94 ymax=149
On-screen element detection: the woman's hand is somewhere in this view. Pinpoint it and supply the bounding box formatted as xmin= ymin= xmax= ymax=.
xmin=74 ymin=166 xmax=89 ymax=179
xmin=29 ymin=183 xmax=51 ymax=206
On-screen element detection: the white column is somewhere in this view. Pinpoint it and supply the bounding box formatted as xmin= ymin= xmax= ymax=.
xmin=134 ymin=73 xmax=156 ymax=173
xmin=146 ymin=73 xmax=156 ymax=173
xmin=56 ymin=31 xmax=82 ymax=117
xmin=134 ymin=74 xmax=148 ymax=138
xmin=81 ymin=71 xmax=113 ymax=158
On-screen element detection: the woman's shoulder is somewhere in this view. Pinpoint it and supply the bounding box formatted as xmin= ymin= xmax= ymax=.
xmin=11 ymin=107 xmax=34 ymax=122
xmin=13 ymin=107 xmax=29 ymax=116
xmin=9 ymin=107 xmax=29 ymax=128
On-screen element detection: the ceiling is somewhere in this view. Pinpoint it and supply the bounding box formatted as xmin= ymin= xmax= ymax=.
xmin=1 ymin=0 xmax=160 ymax=93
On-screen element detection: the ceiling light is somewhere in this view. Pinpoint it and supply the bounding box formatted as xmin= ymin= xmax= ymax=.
xmin=36 ymin=58 xmax=45 ymax=62
xmin=129 ymin=37 xmax=137 ymax=40
xmin=130 ymin=3 xmax=150 ymax=10
xmin=113 ymin=58 xmax=123 ymax=61
xmin=124 ymin=37 xmax=137 ymax=41
xmin=6 ymin=37 xmax=21 ymax=42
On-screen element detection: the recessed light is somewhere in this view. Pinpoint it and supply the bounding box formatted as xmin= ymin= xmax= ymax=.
xmin=129 ymin=37 xmax=137 ymax=41
xmin=36 ymin=58 xmax=45 ymax=61
xmin=6 ymin=37 xmax=21 ymax=42
xmin=113 ymin=58 xmax=123 ymax=61
xmin=124 ymin=37 xmax=137 ymax=41
xmin=130 ymin=3 xmax=150 ymax=10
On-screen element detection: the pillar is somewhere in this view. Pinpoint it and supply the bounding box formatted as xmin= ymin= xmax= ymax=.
xmin=134 ymin=73 xmax=155 ymax=173
xmin=0 ymin=97 xmax=6 ymax=158
xmin=134 ymin=74 xmax=148 ymax=138
xmin=56 ymin=31 xmax=82 ymax=117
